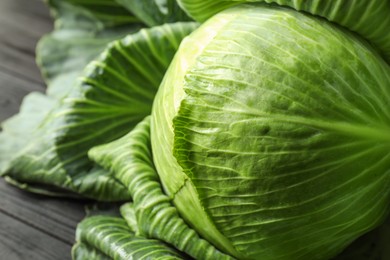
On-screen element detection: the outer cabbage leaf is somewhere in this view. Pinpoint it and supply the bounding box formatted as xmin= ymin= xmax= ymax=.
xmin=152 ymin=5 xmax=390 ymax=259
xmin=54 ymin=22 xmax=197 ymax=177
xmin=48 ymin=0 xmax=141 ymax=28
xmin=0 ymin=0 xmax=140 ymax=199
xmin=177 ymin=0 xmax=390 ymax=64
xmin=0 ymin=93 xmax=77 ymax=196
xmin=89 ymin=117 xmax=232 ymax=259
xmin=0 ymin=94 xmax=89 ymax=198
xmin=38 ymin=0 xmax=141 ymax=99
xmin=1 ymin=22 xmax=197 ymax=200
xmin=73 ymin=215 xmax=187 ymax=259
xmin=0 ymin=93 xmax=55 ymax=174
xmin=72 ymin=243 xmax=111 ymax=260
xmin=117 ymin=0 xmax=192 ymax=27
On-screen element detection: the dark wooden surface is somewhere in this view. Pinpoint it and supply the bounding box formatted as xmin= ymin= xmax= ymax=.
xmin=0 ymin=0 xmax=87 ymax=259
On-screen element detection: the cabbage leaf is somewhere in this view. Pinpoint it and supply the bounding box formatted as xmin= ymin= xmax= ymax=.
xmin=1 ymin=22 xmax=197 ymax=200
xmin=117 ymin=0 xmax=192 ymax=27
xmin=73 ymin=215 xmax=187 ymax=259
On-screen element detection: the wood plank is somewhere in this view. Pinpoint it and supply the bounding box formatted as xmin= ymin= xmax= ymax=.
xmin=0 ymin=45 xmax=46 ymax=86
xmin=0 ymin=210 xmax=72 ymax=260
xmin=0 ymin=0 xmax=53 ymax=52
xmin=0 ymin=0 xmax=53 ymax=85
xmin=1 ymin=0 xmax=52 ymax=19
xmin=0 ymin=13 xmax=52 ymax=55
xmin=0 ymin=180 xmax=86 ymax=245
xmin=0 ymin=1 xmax=89 ymax=259
xmin=0 ymin=0 xmax=52 ymax=35
xmin=0 ymin=70 xmax=44 ymax=123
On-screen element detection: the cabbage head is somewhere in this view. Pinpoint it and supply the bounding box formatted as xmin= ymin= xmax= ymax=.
xmin=151 ymin=4 xmax=390 ymax=259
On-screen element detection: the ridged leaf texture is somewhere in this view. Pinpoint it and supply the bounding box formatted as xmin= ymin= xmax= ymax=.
xmin=73 ymin=215 xmax=187 ymax=259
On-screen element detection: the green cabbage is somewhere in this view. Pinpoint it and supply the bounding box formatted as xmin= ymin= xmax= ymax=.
xmin=152 ymin=4 xmax=390 ymax=259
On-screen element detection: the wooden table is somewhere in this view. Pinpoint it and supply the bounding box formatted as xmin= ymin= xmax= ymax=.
xmin=0 ymin=1 xmax=87 ymax=259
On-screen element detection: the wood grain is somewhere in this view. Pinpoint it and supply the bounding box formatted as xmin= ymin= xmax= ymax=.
xmin=0 ymin=212 xmax=71 ymax=260
xmin=0 ymin=0 xmax=52 ymax=85
xmin=0 ymin=181 xmax=86 ymax=245
xmin=0 ymin=0 xmax=88 ymax=259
